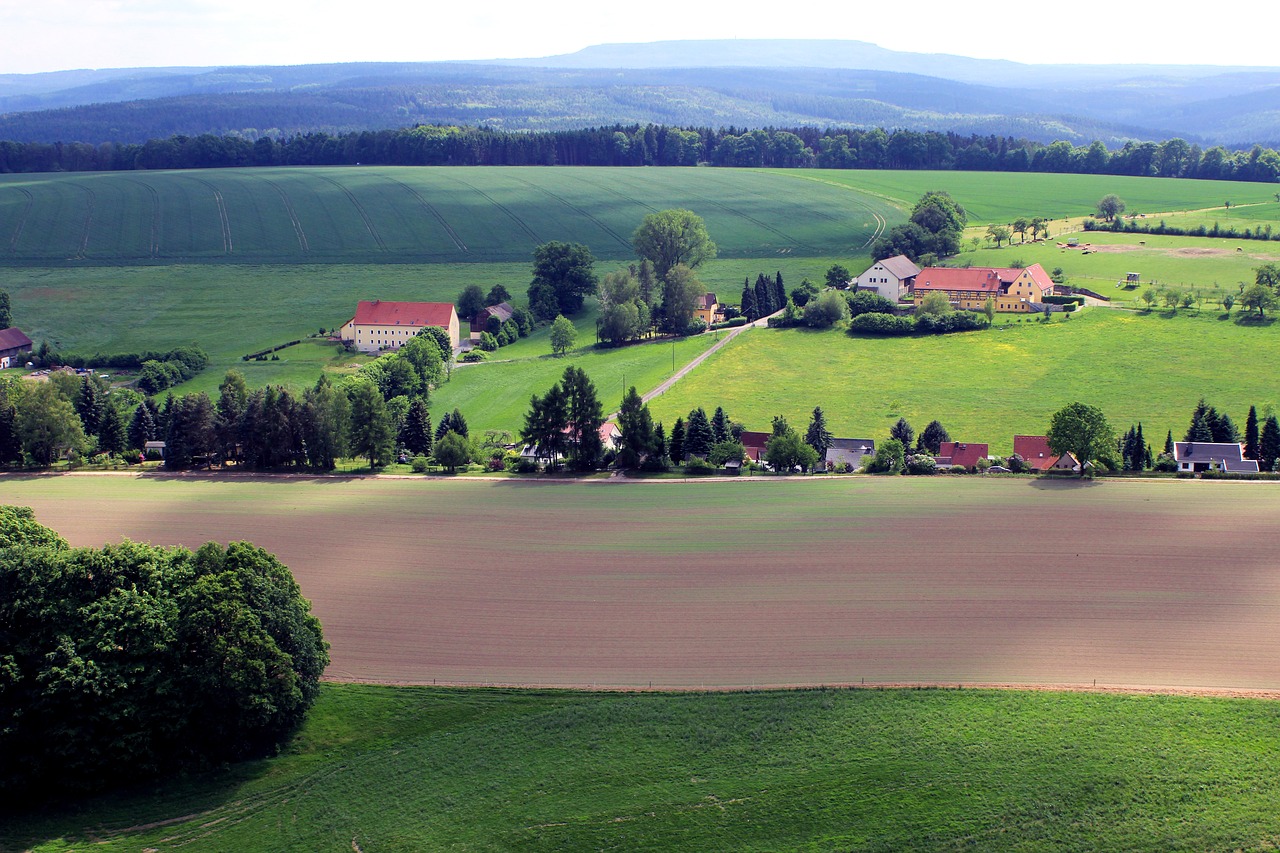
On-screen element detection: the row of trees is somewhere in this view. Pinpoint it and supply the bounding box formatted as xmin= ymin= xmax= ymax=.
xmin=5 ymin=125 xmax=1280 ymax=183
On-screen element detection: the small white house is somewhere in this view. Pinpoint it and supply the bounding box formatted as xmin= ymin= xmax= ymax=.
xmin=851 ymin=255 xmax=921 ymax=302
xmin=1173 ymin=442 xmax=1260 ymax=473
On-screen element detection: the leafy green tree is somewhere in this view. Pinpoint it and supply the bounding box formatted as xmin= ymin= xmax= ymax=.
xmin=398 ymin=335 xmax=444 ymax=390
xmin=985 ymin=224 xmax=1011 ymax=248
xmin=303 ymin=375 xmax=349 ymax=471
xmin=1012 ymin=217 xmax=1029 ymax=243
xmin=1047 ymin=402 xmax=1115 ymax=476
xmin=17 ymin=381 xmax=87 ymax=466
xmin=1140 ymin=288 xmax=1157 ymax=310
xmin=764 ymin=427 xmax=819 ymax=473
xmin=917 ymin=419 xmax=950 ymax=454
xmin=348 ymin=379 xmax=394 ymax=468
xmin=791 ymin=279 xmax=820 ymax=307
xmin=1096 ymin=194 xmax=1126 ymax=221
xmin=456 ymin=284 xmax=486 ymax=320
xmin=433 ymin=430 xmax=471 ymax=473
xmin=632 ymin=208 xmax=717 ymax=279
xmin=485 ymin=284 xmax=512 ymax=306
xmin=0 ymin=384 xmax=21 ymax=464
xmin=549 ymin=314 xmax=577 ymax=356
xmin=416 ymin=325 xmax=454 ymax=366
xmin=660 ymin=264 xmax=704 ymax=335
xmin=1255 ymin=263 xmax=1280 ymax=291
xmin=529 ymin=241 xmax=597 ymax=319
xmin=707 ymin=439 xmax=746 ymax=466
xmin=825 ymin=264 xmax=852 ymax=289
xmin=0 ymin=507 xmax=327 ymax=798
xmin=805 ymin=406 xmax=833 ymax=460
xmin=865 ymin=438 xmax=905 ymax=473
xmin=478 ymin=331 xmax=498 ymax=352
xmin=803 ymin=291 xmax=849 ymax=328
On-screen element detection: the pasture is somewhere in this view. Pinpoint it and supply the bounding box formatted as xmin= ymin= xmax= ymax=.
xmin=647 ymin=308 xmax=1280 ymax=455
xmin=7 ymin=683 xmax=1280 ymax=852
xmin=9 ymin=475 xmax=1280 ymax=691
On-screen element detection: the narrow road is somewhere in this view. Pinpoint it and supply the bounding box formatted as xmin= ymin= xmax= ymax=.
xmin=607 ymin=310 xmax=781 ymax=420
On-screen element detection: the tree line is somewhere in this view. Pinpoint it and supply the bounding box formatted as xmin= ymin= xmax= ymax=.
xmin=3 ymin=124 xmax=1279 ymax=183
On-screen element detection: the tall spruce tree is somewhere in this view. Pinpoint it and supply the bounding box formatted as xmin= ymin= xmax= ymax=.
xmin=805 ymin=406 xmax=833 ymax=461
xmin=917 ymin=420 xmax=950 ymax=454
xmin=754 ymin=274 xmax=773 ymax=317
xmin=1245 ymin=405 xmax=1260 ymax=459
xmin=889 ymin=417 xmax=915 ymax=449
xmin=616 ymin=386 xmax=655 ymax=469
xmin=1213 ymin=412 xmax=1238 ymax=443
xmin=1164 ymin=430 xmax=1174 ymax=454
xmin=710 ymin=407 xmax=729 ymax=444
xmin=0 ymin=385 xmax=20 ymax=464
xmin=562 ymin=366 xmax=604 ymax=470
xmin=741 ymin=278 xmax=757 ymax=321
xmin=669 ymin=417 xmax=685 ymax=463
xmin=399 ymin=398 xmax=433 ymax=457
xmin=128 ymin=401 xmax=157 ymax=452
xmin=1260 ymin=416 xmax=1280 ymax=472
xmin=97 ymin=402 xmax=127 ymax=456
xmin=684 ymin=407 xmax=714 ymax=458
xmin=773 ymin=271 xmax=786 ymax=311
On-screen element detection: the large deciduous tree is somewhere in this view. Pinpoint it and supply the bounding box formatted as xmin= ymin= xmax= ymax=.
xmin=1096 ymin=194 xmax=1126 ymax=222
xmin=632 ymin=209 xmax=717 ymax=280
xmin=528 ymin=241 xmax=597 ymax=320
xmin=1047 ymin=402 xmax=1115 ymax=476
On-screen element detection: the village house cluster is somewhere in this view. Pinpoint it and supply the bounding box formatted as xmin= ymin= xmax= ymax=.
xmin=851 ymin=255 xmax=1056 ymax=313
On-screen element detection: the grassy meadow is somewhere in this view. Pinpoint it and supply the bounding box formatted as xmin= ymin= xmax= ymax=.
xmin=648 ymin=307 xmax=1280 ymax=455
xmin=7 ymin=683 xmax=1280 ymax=852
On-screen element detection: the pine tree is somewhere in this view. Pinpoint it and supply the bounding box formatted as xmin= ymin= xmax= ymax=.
xmin=616 ymin=386 xmax=654 ymax=468
xmin=1244 ymin=405 xmax=1260 ymax=459
xmin=669 ymin=417 xmax=686 ymax=463
xmin=1213 ymin=412 xmax=1238 ymax=443
xmin=917 ymin=420 xmax=950 ymax=454
xmin=434 ymin=410 xmax=454 ymax=442
xmin=805 ymin=406 xmax=833 ymax=459
xmin=562 ymin=366 xmax=604 ymax=471
xmin=1185 ymin=399 xmax=1211 ymax=442
xmin=399 ymin=398 xmax=433 ymax=457
xmin=1135 ymin=423 xmax=1147 ymax=470
xmin=75 ymin=379 xmax=103 ymax=437
xmin=449 ymin=408 xmax=468 ymax=438
xmin=773 ymin=271 xmax=786 ymax=311
xmin=1164 ymin=430 xmax=1174 ymax=454
xmin=652 ymin=422 xmax=668 ymax=467
xmin=889 ymin=417 xmax=915 ymax=448
xmin=1260 ymin=416 xmax=1280 ymax=472
xmin=98 ymin=402 xmax=128 ymax=455
xmin=684 ymin=407 xmax=714 ymax=458
xmin=128 ymin=402 xmax=157 ymax=452
xmin=754 ymin=274 xmax=773 ymax=316
xmin=710 ymin=406 xmax=729 ymax=444
xmin=741 ymin=278 xmax=757 ymax=321
xmin=0 ymin=385 xmax=22 ymax=464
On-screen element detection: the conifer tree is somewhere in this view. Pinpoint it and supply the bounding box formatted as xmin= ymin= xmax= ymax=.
xmin=805 ymin=406 xmax=833 ymax=460
xmin=684 ymin=407 xmax=714 ymax=458
xmin=773 ymin=271 xmax=786 ymax=311
xmin=97 ymin=402 xmax=127 ymax=456
xmin=1214 ymin=412 xmax=1238 ymax=443
xmin=1260 ymin=416 xmax=1280 ymax=472
xmin=1164 ymin=430 xmax=1174 ymax=454
xmin=128 ymin=402 xmax=157 ymax=452
xmin=711 ymin=406 xmax=729 ymax=444
xmin=669 ymin=417 xmax=685 ymax=463
xmin=741 ymin=278 xmax=757 ymax=321
xmin=754 ymin=273 xmax=773 ymax=316
xmin=1245 ymin=405 xmax=1260 ymax=459
xmin=889 ymin=417 xmax=915 ymax=449
xmin=399 ymin=398 xmax=433 ymax=457
xmin=917 ymin=420 xmax=950 ymax=454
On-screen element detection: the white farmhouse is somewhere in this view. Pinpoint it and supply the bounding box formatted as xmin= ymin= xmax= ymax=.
xmin=851 ymin=255 xmax=921 ymax=302
xmin=340 ymin=300 xmax=460 ymax=354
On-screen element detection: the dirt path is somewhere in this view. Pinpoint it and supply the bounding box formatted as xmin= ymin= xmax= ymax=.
xmin=634 ymin=310 xmax=780 ymax=409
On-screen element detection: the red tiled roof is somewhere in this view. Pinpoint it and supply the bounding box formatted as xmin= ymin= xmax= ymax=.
xmin=938 ymin=441 xmax=988 ymax=469
xmin=0 ymin=327 xmax=33 ymax=351
xmin=1013 ymin=435 xmax=1056 ymax=471
xmin=995 ymin=263 xmax=1054 ymax=293
xmin=739 ymin=430 xmax=770 ymax=461
xmin=351 ymin=300 xmax=456 ymax=327
xmin=913 ymin=268 xmax=1002 ymax=293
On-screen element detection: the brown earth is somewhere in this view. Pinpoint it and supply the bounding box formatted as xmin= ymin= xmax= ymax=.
xmin=8 ymin=474 xmax=1280 ymax=694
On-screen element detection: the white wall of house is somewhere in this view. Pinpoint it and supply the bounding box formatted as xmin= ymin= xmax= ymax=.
xmin=853 ymin=262 xmax=908 ymax=301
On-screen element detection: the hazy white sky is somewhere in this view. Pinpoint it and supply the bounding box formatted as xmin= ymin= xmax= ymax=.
xmin=1 ymin=0 xmax=1273 ymax=75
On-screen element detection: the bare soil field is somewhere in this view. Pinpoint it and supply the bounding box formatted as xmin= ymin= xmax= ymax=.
xmin=6 ymin=474 xmax=1280 ymax=691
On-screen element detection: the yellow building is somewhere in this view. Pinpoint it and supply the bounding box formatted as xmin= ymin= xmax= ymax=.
xmin=340 ymin=300 xmax=460 ymax=354
xmin=912 ymin=264 xmax=1054 ymax=312
xmin=693 ymin=293 xmax=723 ymax=326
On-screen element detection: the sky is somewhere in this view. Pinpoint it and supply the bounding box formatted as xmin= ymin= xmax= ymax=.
xmin=1 ymin=0 xmax=1274 ymax=75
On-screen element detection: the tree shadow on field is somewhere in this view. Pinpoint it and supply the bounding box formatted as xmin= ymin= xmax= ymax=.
xmin=1026 ymin=476 xmax=1104 ymax=490
xmin=1235 ymin=313 xmax=1276 ymax=327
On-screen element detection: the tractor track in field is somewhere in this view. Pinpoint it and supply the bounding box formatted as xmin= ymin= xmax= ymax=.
xmin=317 ymin=174 xmax=386 ymax=252
xmin=565 ymin=170 xmax=661 ymax=215
xmin=6 ymin=187 xmax=32 ymax=253
xmin=73 ymin=183 xmax=96 ymax=258
xmin=508 ymin=175 xmax=633 ymax=252
xmin=265 ymin=178 xmax=310 ymax=253
xmin=191 ymin=177 xmax=233 ymax=254
xmin=677 ymin=181 xmax=817 ymax=253
xmin=444 ymin=174 xmax=541 ymax=244
xmin=122 ymin=177 xmax=162 ymax=257
xmin=782 ymin=172 xmax=890 ymax=250
xmin=384 ymin=176 xmax=467 ymax=253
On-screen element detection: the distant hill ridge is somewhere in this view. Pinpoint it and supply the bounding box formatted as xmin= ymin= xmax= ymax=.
xmin=1 ymin=40 xmax=1279 ymax=146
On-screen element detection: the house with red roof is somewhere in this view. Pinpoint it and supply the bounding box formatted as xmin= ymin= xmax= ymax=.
xmin=912 ymin=263 xmax=1054 ymax=313
xmin=1012 ymin=435 xmax=1080 ymax=472
xmin=934 ymin=441 xmax=989 ymax=470
xmin=340 ymin=300 xmax=460 ymax=354
xmin=739 ymin=430 xmax=770 ymax=463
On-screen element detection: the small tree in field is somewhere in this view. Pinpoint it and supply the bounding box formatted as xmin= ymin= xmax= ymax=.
xmin=1096 ymin=194 xmax=1126 ymax=222
xmin=549 ymin=315 xmax=576 ymax=356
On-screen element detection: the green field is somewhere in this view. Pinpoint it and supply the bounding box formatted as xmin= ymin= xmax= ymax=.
xmin=7 ymin=683 xmax=1280 ymax=852
xmin=648 ymin=307 xmax=1280 ymax=455
xmin=782 ymin=169 xmax=1280 ymax=225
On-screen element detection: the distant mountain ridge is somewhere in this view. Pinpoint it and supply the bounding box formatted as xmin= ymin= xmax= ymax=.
xmin=1 ymin=40 xmax=1278 ymax=147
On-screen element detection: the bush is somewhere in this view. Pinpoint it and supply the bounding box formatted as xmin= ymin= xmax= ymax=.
xmin=905 ymin=454 xmax=938 ymax=475
xmin=915 ymin=311 xmax=989 ymax=334
xmin=803 ymin=291 xmax=850 ymax=328
xmin=478 ymin=331 xmax=498 ymax=352
xmin=0 ymin=506 xmax=327 ymax=799
xmin=683 ymin=457 xmax=718 ymax=476
xmin=410 ymin=455 xmax=430 ymax=473
xmin=461 ymin=350 xmax=487 ymax=362
xmin=849 ymin=312 xmax=915 ymax=336
xmin=845 ymin=290 xmax=897 ymax=317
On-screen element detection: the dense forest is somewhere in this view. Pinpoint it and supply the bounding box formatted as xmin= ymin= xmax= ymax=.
xmin=2 ymin=124 xmax=1279 ymax=182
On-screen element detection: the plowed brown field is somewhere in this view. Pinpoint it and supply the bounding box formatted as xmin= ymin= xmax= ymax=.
xmin=7 ymin=474 xmax=1280 ymax=691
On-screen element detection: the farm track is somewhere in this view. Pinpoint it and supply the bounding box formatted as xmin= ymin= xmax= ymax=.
xmin=508 ymin=175 xmax=633 ymax=252
xmin=265 ymin=178 xmax=310 ymax=253
xmin=74 ymin=183 xmax=95 ymax=258
xmin=443 ymin=174 xmax=541 ymax=243
xmin=674 ymin=176 xmax=817 ymax=252
xmin=383 ymin=176 xmax=467 ymax=253
xmin=192 ymin=177 xmax=233 ymax=254
xmin=6 ymin=187 xmax=34 ymax=253
xmin=122 ymin=178 xmax=162 ymax=257
xmin=317 ymin=174 xmax=386 ymax=252
xmin=783 ymin=172 xmax=889 ymax=249
xmin=564 ymin=169 xmax=661 ymax=215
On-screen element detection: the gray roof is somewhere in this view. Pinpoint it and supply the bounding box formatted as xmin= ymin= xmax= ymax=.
xmin=878 ymin=255 xmax=922 ymax=280
xmin=825 ymin=437 xmax=876 ymax=467
xmin=1174 ymin=441 xmax=1247 ymax=464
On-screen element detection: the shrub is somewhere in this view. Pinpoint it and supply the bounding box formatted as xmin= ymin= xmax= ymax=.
xmin=849 ymin=312 xmax=914 ymax=336
xmin=683 ymin=457 xmax=718 ymax=476
xmin=478 ymin=332 xmax=498 ymax=352
xmin=905 ymin=454 xmax=938 ymax=475
xmin=461 ymin=350 xmax=487 ymax=362
xmin=803 ymin=291 xmax=850 ymax=328
xmin=845 ymin=290 xmax=898 ymax=317
xmin=410 ymin=455 xmax=429 ymax=473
